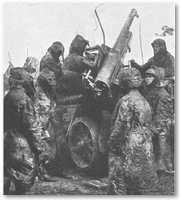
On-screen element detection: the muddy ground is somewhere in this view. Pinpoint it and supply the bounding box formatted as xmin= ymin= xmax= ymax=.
xmin=8 ymin=168 xmax=175 ymax=195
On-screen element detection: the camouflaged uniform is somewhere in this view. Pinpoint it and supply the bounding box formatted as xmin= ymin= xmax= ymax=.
xmin=4 ymin=68 xmax=43 ymax=194
xmin=108 ymin=68 xmax=158 ymax=195
xmin=23 ymin=56 xmax=40 ymax=84
xmin=142 ymin=66 xmax=174 ymax=172
xmin=34 ymin=68 xmax=57 ymax=178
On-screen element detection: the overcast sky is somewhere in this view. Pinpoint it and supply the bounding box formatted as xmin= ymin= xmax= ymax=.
xmin=3 ymin=2 xmax=175 ymax=73
xmin=0 ymin=2 xmax=178 ymax=200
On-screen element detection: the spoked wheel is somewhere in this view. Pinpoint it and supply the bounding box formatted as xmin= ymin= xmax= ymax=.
xmin=68 ymin=116 xmax=99 ymax=171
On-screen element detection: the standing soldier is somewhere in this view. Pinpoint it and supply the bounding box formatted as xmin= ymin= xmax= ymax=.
xmin=34 ymin=68 xmax=58 ymax=181
xmin=40 ymin=41 xmax=65 ymax=86
xmin=59 ymin=34 xmax=96 ymax=95
xmin=53 ymin=35 xmax=94 ymax=176
xmin=142 ymin=66 xmax=174 ymax=173
xmin=108 ymin=68 xmax=158 ymax=195
xmin=4 ymin=68 xmax=43 ymax=195
xmin=63 ymin=34 xmax=95 ymax=74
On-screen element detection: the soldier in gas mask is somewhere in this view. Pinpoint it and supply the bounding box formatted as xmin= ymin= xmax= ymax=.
xmin=4 ymin=67 xmax=43 ymax=195
xmin=40 ymin=41 xmax=65 ymax=85
xmin=63 ymin=34 xmax=95 ymax=74
xmin=59 ymin=34 xmax=96 ymax=95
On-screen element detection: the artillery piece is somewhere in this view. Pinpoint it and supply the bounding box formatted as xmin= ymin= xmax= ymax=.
xmin=57 ymin=9 xmax=139 ymax=173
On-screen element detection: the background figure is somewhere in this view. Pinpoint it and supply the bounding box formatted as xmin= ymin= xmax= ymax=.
xmin=142 ymin=66 xmax=174 ymax=173
xmin=108 ymin=68 xmax=158 ymax=195
xmin=40 ymin=41 xmax=64 ymax=88
xmin=23 ymin=56 xmax=40 ymax=85
xmin=34 ymin=68 xmax=58 ymax=181
xmin=4 ymin=67 xmax=43 ymax=195
xmin=3 ymin=61 xmax=14 ymax=96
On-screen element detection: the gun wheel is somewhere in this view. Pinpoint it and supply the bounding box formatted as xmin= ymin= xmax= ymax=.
xmin=68 ymin=116 xmax=99 ymax=170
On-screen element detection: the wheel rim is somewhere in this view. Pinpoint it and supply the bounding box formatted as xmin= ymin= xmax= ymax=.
xmin=69 ymin=121 xmax=95 ymax=169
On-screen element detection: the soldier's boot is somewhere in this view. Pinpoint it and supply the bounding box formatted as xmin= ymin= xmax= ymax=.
xmin=14 ymin=184 xmax=31 ymax=195
xmin=157 ymin=134 xmax=173 ymax=172
xmin=107 ymin=152 xmax=127 ymax=195
xmin=107 ymin=179 xmax=127 ymax=195
xmin=38 ymin=161 xmax=57 ymax=182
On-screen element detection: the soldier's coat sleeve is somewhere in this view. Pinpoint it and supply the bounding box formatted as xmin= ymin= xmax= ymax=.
xmin=153 ymin=92 xmax=174 ymax=128
xmin=109 ymin=99 xmax=133 ymax=153
xmin=22 ymin=97 xmax=43 ymax=153
xmin=34 ymin=91 xmax=53 ymax=130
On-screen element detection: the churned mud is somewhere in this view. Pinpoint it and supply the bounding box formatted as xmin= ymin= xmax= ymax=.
xmin=8 ymin=168 xmax=174 ymax=195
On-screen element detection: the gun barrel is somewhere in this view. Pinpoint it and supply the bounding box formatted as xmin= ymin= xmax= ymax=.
xmin=95 ymin=9 xmax=138 ymax=90
xmin=113 ymin=8 xmax=138 ymax=51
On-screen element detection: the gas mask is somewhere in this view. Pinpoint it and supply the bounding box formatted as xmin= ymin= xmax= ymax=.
xmin=49 ymin=41 xmax=65 ymax=62
xmin=39 ymin=68 xmax=57 ymax=92
xmin=9 ymin=67 xmax=36 ymax=99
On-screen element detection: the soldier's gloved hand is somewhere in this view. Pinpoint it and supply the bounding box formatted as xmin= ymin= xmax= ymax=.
xmin=130 ymin=59 xmax=135 ymax=64
xmin=129 ymin=59 xmax=135 ymax=64
xmin=129 ymin=59 xmax=138 ymax=68
xmin=98 ymin=47 xmax=104 ymax=58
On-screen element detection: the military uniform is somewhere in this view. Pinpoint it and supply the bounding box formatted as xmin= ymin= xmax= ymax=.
xmin=4 ymin=68 xmax=43 ymax=194
xmin=142 ymin=66 xmax=174 ymax=172
xmin=40 ymin=41 xmax=64 ymax=84
xmin=131 ymin=39 xmax=175 ymax=79
xmin=34 ymin=68 xmax=58 ymax=180
xmin=108 ymin=68 xmax=158 ymax=195
xmin=59 ymin=35 xmax=95 ymax=95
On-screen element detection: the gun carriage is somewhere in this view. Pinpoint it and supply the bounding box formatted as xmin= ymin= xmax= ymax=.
xmin=57 ymin=9 xmax=139 ymax=173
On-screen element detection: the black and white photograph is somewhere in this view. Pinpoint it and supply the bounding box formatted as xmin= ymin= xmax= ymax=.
xmin=3 ymin=2 xmax=175 ymax=195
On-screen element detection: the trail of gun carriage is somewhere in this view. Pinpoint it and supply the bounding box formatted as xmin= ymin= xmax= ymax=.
xmin=5 ymin=8 xmax=174 ymax=195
